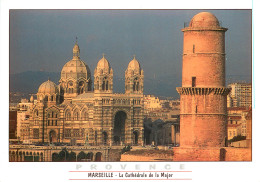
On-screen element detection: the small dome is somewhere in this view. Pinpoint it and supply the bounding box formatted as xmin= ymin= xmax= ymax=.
xmin=127 ymin=56 xmax=141 ymax=71
xmin=97 ymin=54 xmax=110 ymax=70
xmin=38 ymin=80 xmax=58 ymax=94
xmin=189 ymin=12 xmax=220 ymax=28
xmin=30 ymin=95 xmax=34 ymax=102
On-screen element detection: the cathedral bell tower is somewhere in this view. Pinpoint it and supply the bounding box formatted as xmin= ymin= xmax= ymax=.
xmin=94 ymin=54 xmax=113 ymax=94
xmin=125 ymin=56 xmax=144 ymax=94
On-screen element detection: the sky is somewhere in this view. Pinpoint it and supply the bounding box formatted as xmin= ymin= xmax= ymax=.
xmin=9 ymin=9 xmax=252 ymax=96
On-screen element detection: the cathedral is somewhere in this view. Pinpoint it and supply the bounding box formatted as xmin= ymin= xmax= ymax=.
xmin=28 ymin=40 xmax=144 ymax=146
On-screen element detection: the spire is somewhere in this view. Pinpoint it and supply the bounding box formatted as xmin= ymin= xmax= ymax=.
xmin=73 ymin=37 xmax=80 ymax=59
xmin=102 ymin=53 xmax=105 ymax=58
xmin=133 ymin=54 xmax=136 ymax=60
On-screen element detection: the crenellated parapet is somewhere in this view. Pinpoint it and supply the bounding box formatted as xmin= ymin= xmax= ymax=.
xmin=176 ymin=87 xmax=230 ymax=96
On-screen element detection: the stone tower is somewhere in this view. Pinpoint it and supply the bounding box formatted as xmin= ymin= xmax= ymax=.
xmin=94 ymin=54 xmax=113 ymax=94
xmin=174 ymin=12 xmax=230 ymax=161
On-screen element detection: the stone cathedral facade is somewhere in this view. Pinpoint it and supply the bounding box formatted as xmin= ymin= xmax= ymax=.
xmin=28 ymin=41 xmax=144 ymax=146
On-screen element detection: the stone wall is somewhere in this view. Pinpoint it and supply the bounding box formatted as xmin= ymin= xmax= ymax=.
xmin=9 ymin=145 xmax=123 ymax=162
xmin=173 ymin=147 xmax=222 ymax=161
xmin=224 ymin=147 xmax=251 ymax=161
xmin=108 ymin=149 xmax=122 ymax=162
xmin=173 ymin=147 xmax=251 ymax=161
xmin=230 ymin=140 xmax=247 ymax=148
xmin=121 ymin=150 xmax=173 ymax=162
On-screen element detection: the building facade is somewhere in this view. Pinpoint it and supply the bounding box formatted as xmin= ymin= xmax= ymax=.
xmin=227 ymin=83 xmax=252 ymax=108
xmin=25 ymin=41 xmax=144 ymax=146
xmin=9 ymin=111 xmax=17 ymax=139
xmin=227 ymin=107 xmax=251 ymax=143
xmin=16 ymin=98 xmax=33 ymax=142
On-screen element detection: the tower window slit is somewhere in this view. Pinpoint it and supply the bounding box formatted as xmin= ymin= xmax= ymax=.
xmin=106 ymin=81 xmax=109 ymax=90
xmin=192 ymin=77 xmax=196 ymax=87
xmin=102 ymin=81 xmax=105 ymax=90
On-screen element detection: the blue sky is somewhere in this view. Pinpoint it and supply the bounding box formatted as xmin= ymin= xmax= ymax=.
xmin=9 ymin=9 xmax=252 ymax=96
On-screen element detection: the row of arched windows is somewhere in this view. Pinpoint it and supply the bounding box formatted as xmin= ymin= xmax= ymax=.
xmin=96 ymin=77 xmax=110 ymax=91
xmin=102 ymin=80 xmax=109 ymax=90
xmin=125 ymin=77 xmax=141 ymax=92
xmin=42 ymin=95 xmax=57 ymax=102
xmin=65 ymin=110 xmax=89 ymax=121
xmin=47 ymin=111 xmax=58 ymax=118
xmin=64 ymin=129 xmax=86 ymax=138
xmin=67 ymin=88 xmax=74 ymax=93
xmin=62 ymin=81 xmax=89 ymax=94
xmin=46 ymin=111 xmax=59 ymax=126
xmin=48 ymin=120 xmax=58 ymax=126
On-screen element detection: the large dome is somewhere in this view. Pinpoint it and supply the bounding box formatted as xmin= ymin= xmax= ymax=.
xmin=38 ymin=80 xmax=58 ymax=94
xmin=127 ymin=56 xmax=141 ymax=72
xmin=189 ymin=12 xmax=220 ymax=28
xmin=61 ymin=59 xmax=90 ymax=75
xmin=60 ymin=42 xmax=91 ymax=81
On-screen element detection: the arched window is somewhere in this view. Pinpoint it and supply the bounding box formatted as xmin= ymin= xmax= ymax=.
xmin=68 ymin=81 xmax=74 ymax=93
xmin=102 ymin=81 xmax=105 ymax=90
xmin=133 ymin=78 xmax=139 ymax=91
xmin=102 ymin=77 xmax=109 ymax=91
xmin=74 ymin=111 xmax=79 ymax=120
xmin=33 ymin=110 xmax=38 ymax=125
xmin=34 ymin=110 xmax=38 ymax=117
xmin=78 ymin=81 xmax=85 ymax=94
xmin=81 ymin=111 xmax=88 ymax=120
xmin=106 ymin=81 xmax=109 ymax=90
xmin=60 ymin=87 xmax=64 ymax=95
xmin=65 ymin=111 xmax=71 ymax=120
xmin=96 ymin=80 xmax=99 ymax=90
